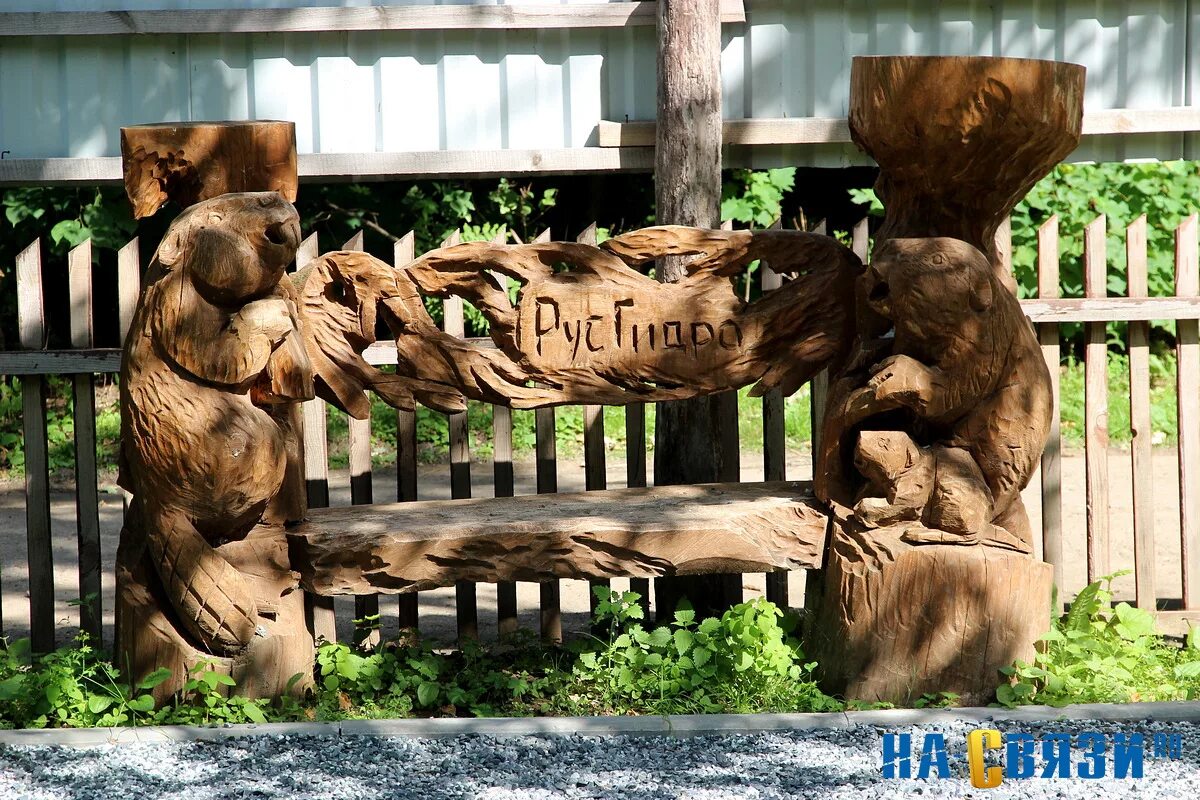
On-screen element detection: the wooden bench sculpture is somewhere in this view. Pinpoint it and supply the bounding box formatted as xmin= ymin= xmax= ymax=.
xmin=115 ymin=55 xmax=1084 ymax=706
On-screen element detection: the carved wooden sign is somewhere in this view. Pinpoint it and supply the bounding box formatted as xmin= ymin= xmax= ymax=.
xmin=295 ymin=226 xmax=861 ymax=415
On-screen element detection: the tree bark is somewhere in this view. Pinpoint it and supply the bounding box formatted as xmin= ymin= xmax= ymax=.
xmin=653 ymin=0 xmax=738 ymax=619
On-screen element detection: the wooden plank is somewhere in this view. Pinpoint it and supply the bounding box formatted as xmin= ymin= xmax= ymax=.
xmin=295 ymin=232 xmax=319 ymax=272
xmin=526 ymin=228 xmax=561 ymax=642
xmin=995 ymin=216 xmax=1013 ymax=278
xmin=760 ymin=219 xmax=788 ymax=607
xmin=805 ymin=218 xmax=830 ymax=614
xmin=68 ymin=240 xmax=102 ymax=643
xmin=1037 ymin=216 xmax=1064 ymax=600
xmin=437 ymin=230 xmax=477 ymax=643
xmin=290 ymin=481 xmax=830 ymax=596
xmin=299 ymin=149 xmax=658 ymax=183
xmin=1016 ymin=297 xmax=1200 ymax=322
xmin=1177 ymin=215 xmax=1200 ymax=610
xmin=394 ymin=232 xmax=419 ymax=632
xmin=0 ymin=2 xmax=746 ymax=36
xmin=0 ymin=350 xmax=123 ymax=375
xmin=1126 ymin=215 xmax=1157 ymax=610
xmin=573 ymin=223 xmax=611 ymax=619
xmin=298 ymin=229 xmax=335 ymax=644
xmin=484 ymin=228 xmax=518 ymax=636
xmin=117 ymin=237 xmax=140 ymax=343
xmin=808 ymin=219 xmax=830 ymax=464
xmin=17 ymin=239 xmax=54 ymax=653
xmin=1084 ymin=215 xmax=1110 ymax=583
xmin=597 ymin=107 xmax=1200 ymax=147
xmin=339 ymin=231 xmax=378 ymax=648
xmin=625 ymin=400 xmax=650 ymax=615
xmin=598 ymin=117 xmax=851 ymax=147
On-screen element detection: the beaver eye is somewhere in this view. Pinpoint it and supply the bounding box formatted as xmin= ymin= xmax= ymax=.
xmin=208 ymin=212 xmax=224 ymax=225
xmin=930 ymin=253 xmax=946 ymax=266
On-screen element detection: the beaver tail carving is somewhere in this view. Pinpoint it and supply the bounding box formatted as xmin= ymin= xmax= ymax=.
xmin=145 ymin=507 xmax=260 ymax=655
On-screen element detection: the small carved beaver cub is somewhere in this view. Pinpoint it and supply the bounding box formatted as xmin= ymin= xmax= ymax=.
xmin=852 ymin=430 xmax=1031 ymax=553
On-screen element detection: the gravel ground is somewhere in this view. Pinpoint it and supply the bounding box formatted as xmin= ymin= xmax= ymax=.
xmin=2 ymin=719 xmax=1198 ymax=799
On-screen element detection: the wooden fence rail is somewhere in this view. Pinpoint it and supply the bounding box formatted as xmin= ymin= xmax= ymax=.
xmin=4 ymin=214 xmax=1200 ymax=650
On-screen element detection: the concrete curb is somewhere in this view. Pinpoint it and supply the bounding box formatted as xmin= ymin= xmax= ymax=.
xmin=4 ymin=702 xmax=1200 ymax=748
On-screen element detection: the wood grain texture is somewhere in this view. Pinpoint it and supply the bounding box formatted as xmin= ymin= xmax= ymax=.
xmin=1127 ymin=216 xmax=1156 ymax=610
xmin=116 ymin=193 xmax=315 ymax=697
xmin=394 ymin=233 xmax=420 ymax=632
xmin=120 ymin=122 xmax=297 ymax=219
xmin=117 ymin=238 xmax=141 ymax=344
xmin=811 ymin=57 xmax=1069 ymax=696
xmin=1177 ymin=215 xmax=1200 ymax=610
xmin=345 ymin=226 xmax=857 ymax=410
xmin=810 ymin=523 xmax=1053 ymax=706
xmin=1084 ymin=215 xmax=1111 ymax=582
xmin=289 ymin=482 xmax=829 ymax=596
xmin=850 ymin=56 xmax=1083 ymax=286
xmin=342 ymin=232 xmax=379 ymax=649
xmin=816 ymin=238 xmax=1053 ymax=552
xmin=17 ymin=239 xmax=54 ymax=652
xmin=1037 ymin=216 xmax=1064 ymax=598
xmin=69 ymin=240 xmax=103 ymax=642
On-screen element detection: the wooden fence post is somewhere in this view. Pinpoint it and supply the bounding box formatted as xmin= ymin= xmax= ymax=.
xmin=17 ymin=239 xmax=54 ymax=653
xmin=761 ymin=218 xmax=788 ymax=607
xmin=531 ymin=227 xmax=563 ymax=643
xmin=69 ymin=239 xmax=103 ymax=642
xmin=1177 ymin=215 xmax=1200 ymax=610
xmin=395 ymin=231 xmax=421 ymax=632
xmin=341 ymin=230 xmax=381 ymax=649
xmin=1126 ymin=215 xmax=1157 ymax=610
xmin=1084 ymin=215 xmax=1110 ymax=582
xmin=1037 ymin=216 xmax=1065 ymax=601
xmin=438 ymin=230 xmax=478 ymax=644
xmin=298 ymin=232 xmax=337 ymax=645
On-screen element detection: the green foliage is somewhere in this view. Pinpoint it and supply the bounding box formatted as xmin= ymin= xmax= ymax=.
xmin=4 ymin=186 xmax=136 ymax=256
xmin=721 ymin=168 xmax=796 ymax=227
xmin=0 ymin=631 xmax=165 ymax=729
xmin=996 ymin=572 xmax=1200 ymax=707
xmin=569 ymin=589 xmax=842 ymax=715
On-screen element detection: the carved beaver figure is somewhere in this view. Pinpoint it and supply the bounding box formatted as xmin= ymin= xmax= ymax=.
xmin=853 ymin=237 xmax=1052 ymax=549
xmin=852 ymin=430 xmax=1031 ymax=553
xmin=117 ymin=192 xmax=310 ymax=661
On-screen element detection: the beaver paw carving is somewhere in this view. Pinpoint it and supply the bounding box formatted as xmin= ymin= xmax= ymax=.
xmin=867 ymin=354 xmax=944 ymax=415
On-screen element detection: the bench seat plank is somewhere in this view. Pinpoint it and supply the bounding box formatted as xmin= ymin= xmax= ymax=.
xmin=288 ymin=481 xmax=828 ymax=596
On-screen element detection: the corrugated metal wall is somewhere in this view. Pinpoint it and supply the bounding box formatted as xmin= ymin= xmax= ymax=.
xmin=0 ymin=0 xmax=1195 ymax=167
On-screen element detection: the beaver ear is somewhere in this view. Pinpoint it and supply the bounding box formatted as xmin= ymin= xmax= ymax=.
xmin=969 ymin=272 xmax=994 ymax=312
xmin=155 ymin=229 xmax=186 ymax=269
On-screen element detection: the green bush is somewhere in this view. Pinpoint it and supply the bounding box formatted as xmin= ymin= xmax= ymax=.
xmin=0 ymin=594 xmax=844 ymax=729
xmin=997 ymin=572 xmax=1200 ymax=707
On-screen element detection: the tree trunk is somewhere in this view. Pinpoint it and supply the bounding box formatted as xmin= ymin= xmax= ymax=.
xmin=652 ymin=0 xmax=739 ymax=619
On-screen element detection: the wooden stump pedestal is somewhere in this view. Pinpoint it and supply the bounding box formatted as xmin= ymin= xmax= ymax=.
xmin=810 ymin=523 xmax=1053 ymax=706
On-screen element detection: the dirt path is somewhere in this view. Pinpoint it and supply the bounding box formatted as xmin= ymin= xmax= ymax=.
xmin=0 ymin=448 xmax=1192 ymax=649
